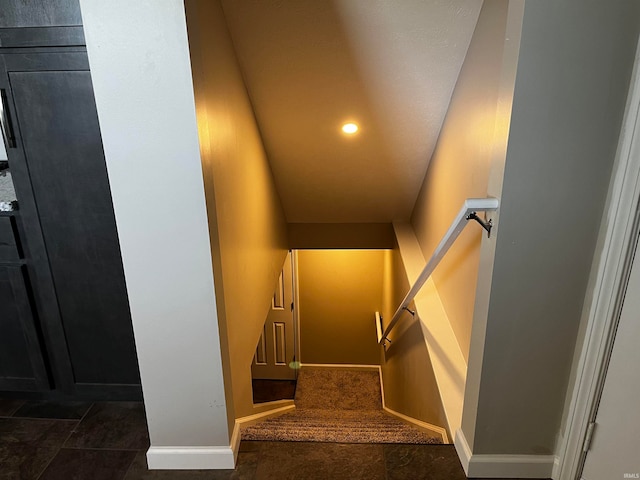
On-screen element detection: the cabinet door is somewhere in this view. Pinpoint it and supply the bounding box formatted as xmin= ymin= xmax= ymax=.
xmin=0 ymin=52 xmax=141 ymax=397
xmin=0 ymin=265 xmax=49 ymax=391
xmin=0 ymin=0 xmax=82 ymax=28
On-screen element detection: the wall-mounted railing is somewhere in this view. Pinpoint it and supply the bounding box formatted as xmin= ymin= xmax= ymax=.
xmin=376 ymin=197 xmax=499 ymax=346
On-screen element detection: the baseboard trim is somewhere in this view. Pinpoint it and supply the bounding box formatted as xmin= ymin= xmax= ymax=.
xmin=251 ymin=398 xmax=294 ymax=409
xmin=230 ymin=421 xmax=241 ymax=462
xmin=377 ymin=366 xmax=449 ymax=443
xmin=454 ymin=429 xmax=555 ymax=479
xmin=455 ymin=429 xmax=472 ymax=474
xmin=383 ymin=406 xmax=449 ymax=443
xmin=300 ymin=363 xmax=380 ymax=371
xmin=146 ymin=446 xmax=235 ymax=470
xmin=235 ymin=403 xmax=296 ymax=428
xmin=552 ymin=455 xmax=561 ymax=480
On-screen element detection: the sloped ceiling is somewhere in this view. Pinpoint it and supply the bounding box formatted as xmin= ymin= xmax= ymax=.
xmin=221 ymin=0 xmax=482 ymax=223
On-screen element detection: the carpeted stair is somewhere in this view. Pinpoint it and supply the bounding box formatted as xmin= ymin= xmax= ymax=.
xmin=241 ymin=367 xmax=443 ymax=444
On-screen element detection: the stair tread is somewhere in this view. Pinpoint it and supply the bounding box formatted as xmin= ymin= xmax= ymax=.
xmin=242 ymin=368 xmax=444 ymax=444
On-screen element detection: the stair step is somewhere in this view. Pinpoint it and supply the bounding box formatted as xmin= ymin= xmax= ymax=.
xmin=243 ymin=368 xmax=443 ymax=444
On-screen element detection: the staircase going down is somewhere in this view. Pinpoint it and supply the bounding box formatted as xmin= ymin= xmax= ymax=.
xmin=241 ymin=367 xmax=443 ymax=444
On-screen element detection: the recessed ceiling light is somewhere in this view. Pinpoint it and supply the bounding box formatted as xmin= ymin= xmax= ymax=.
xmin=342 ymin=123 xmax=358 ymax=134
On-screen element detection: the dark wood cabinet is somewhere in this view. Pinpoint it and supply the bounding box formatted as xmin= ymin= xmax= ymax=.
xmin=0 ymin=249 xmax=49 ymax=391
xmin=0 ymin=215 xmax=21 ymax=261
xmin=0 ymin=0 xmax=82 ymax=28
xmin=5 ymin=53 xmax=141 ymax=388
xmin=0 ymin=2 xmax=141 ymax=400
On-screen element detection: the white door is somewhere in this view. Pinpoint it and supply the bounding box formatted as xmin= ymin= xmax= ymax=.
xmin=251 ymin=251 xmax=296 ymax=380
xmin=581 ymin=237 xmax=640 ymax=479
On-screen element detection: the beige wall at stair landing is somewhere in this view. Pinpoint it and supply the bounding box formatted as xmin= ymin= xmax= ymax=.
xmin=380 ymin=243 xmax=447 ymax=435
xmin=298 ymin=250 xmax=384 ymax=365
xmin=185 ymin=0 xmax=289 ymax=423
xmin=410 ymin=0 xmax=517 ymax=363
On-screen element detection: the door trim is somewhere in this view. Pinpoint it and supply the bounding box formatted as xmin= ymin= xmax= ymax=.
xmin=554 ymin=37 xmax=640 ymax=480
xmin=292 ymin=250 xmax=301 ymax=367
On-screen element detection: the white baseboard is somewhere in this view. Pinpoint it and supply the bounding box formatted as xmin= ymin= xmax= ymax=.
xmin=552 ymin=455 xmax=561 ymax=480
xmin=251 ymin=398 xmax=294 ymax=409
xmin=454 ymin=430 xmax=555 ymax=479
xmin=146 ymin=403 xmax=295 ymax=470
xmin=146 ymin=446 xmax=236 ymax=470
xmin=455 ymin=429 xmax=473 ymax=473
xmin=377 ymin=366 xmax=449 ymax=443
xmin=230 ymin=421 xmax=241 ymax=462
xmin=235 ymin=403 xmax=296 ymax=429
xmin=382 ymin=406 xmax=449 ymax=443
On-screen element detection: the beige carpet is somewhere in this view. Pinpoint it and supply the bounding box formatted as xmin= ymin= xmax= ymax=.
xmin=241 ymin=367 xmax=443 ymax=444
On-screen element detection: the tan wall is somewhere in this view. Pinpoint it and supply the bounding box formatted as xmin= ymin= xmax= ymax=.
xmin=298 ymin=250 xmax=384 ymax=365
xmin=380 ymin=243 xmax=448 ymax=435
xmin=185 ymin=0 xmax=288 ymax=422
xmin=410 ymin=0 xmax=516 ymax=362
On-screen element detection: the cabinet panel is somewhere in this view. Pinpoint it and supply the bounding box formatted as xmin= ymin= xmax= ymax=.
xmin=5 ymin=57 xmax=140 ymax=387
xmin=0 ymin=215 xmax=21 ymax=261
xmin=0 ymin=0 xmax=82 ymax=28
xmin=0 ymin=265 xmax=49 ymax=391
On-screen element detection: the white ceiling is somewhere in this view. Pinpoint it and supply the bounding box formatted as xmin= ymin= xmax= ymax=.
xmin=221 ymin=0 xmax=482 ymax=223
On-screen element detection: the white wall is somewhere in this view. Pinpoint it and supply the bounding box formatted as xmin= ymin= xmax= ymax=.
xmin=411 ymin=0 xmax=521 ymax=362
xmin=461 ymin=0 xmax=640 ymax=461
xmin=79 ymin=0 xmax=233 ymax=469
xmin=0 ymin=136 xmax=7 ymax=160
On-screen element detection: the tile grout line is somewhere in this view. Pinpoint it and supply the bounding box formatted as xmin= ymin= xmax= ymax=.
xmin=2 ymin=400 xmax=149 ymax=480
xmin=8 ymin=399 xmax=26 ymax=417
xmin=63 ymin=402 xmax=96 ymax=446
xmin=121 ymin=448 xmax=139 ymax=480
xmin=34 ymin=402 xmax=94 ymax=479
xmin=75 ymin=402 xmax=96 ymax=429
xmin=61 ymin=446 xmax=145 ymax=452
xmin=35 ymin=418 xmax=82 ymax=480
xmin=0 ymin=399 xmax=26 ymax=418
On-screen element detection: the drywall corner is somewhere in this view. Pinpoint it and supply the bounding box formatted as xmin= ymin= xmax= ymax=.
xmin=80 ymin=0 xmax=232 ymax=463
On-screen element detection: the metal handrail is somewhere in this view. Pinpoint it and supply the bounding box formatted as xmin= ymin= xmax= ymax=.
xmin=377 ymin=197 xmax=500 ymax=346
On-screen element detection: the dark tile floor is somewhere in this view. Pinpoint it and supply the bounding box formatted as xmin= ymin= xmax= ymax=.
xmin=0 ymin=398 xmax=534 ymax=479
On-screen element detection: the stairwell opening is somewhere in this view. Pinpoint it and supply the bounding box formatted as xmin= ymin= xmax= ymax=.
xmin=185 ymin=0 xmax=526 ymax=458
xmin=248 ymin=248 xmax=447 ymax=444
xmin=251 ymin=249 xmax=386 ymax=406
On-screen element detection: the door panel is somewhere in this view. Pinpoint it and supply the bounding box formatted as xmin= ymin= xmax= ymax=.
xmin=0 ymin=265 xmax=49 ymax=391
xmin=0 ymin=0 xmax=82 ymax=28
xmin=581 ymin=240 xmax=640 ymax=479
xmin=3 ymin=55 xmax=141 ymax=389
xmin=252 ymin=252 xmax=296 ymax=380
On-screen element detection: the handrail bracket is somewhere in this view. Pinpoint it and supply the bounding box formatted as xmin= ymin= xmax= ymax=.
xmin=466 ymin=211 xmax=493 ymax=238
xmin=402 ymin=306 xmax=416 ymax=317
